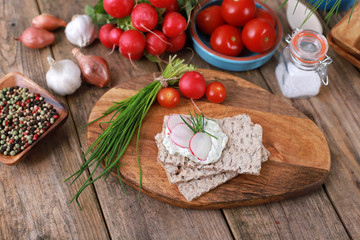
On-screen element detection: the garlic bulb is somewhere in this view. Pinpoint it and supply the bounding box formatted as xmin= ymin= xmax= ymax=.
xmin=46 ymin=57 xmax=82 ymax=96
xmin=65 ymin=15 xmax=97 ymax=47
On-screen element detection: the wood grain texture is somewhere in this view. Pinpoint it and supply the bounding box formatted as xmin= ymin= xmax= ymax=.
xmin=0 ymin=0 xmax=108 ymax=239
xmin=86 ymin=70 xmax=330 ymax=208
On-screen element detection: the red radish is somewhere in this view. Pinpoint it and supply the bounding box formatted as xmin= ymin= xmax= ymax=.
xmin=122 ymin=52 xmax=143 ymax=60
xmin=169 ymin=123 xmax=194 ymax=148
xmin=164 ymin=0 xmax=179 ymax=15
xmin=145 ymin=30 xmax=168 ymax=55
xmin=72 ymin=48 xmax=110 ymax=87
xmin=149 ymin=0 xmax=176 ymax=8
xmin=162 ymin=12 xmax=187 ymax=38
xmin=109 ymin=28 xmax=123 ymax=47
xmin=99 ymin=23 xmax=116 ymax=49
xmin=167 ymin=114 xmax=192 ymax=133
xmin=179 ymin=71 xmax=206 ymax=99
xmin=119 ymin=30 xmax=146 ymax=59
xmin=103 ymin=0 xmax=134 ymax=18
xmin=32 ymin=13 xmax=67 ymax=31
xmin=166 ymin=31 xmax=186 ymax=52
xmin=131 ymin=3 xmax=158 ymax=32
xmin=15 ymin=27 xmax=55 ymax=49
xmin=189 ymin=132 xmax=212 ymax=160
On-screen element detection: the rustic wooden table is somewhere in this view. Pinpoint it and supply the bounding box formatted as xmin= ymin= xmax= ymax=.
xmin=1 ymin=0 xmax=359 ymax=239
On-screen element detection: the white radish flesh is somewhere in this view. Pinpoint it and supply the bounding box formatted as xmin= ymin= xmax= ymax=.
xmin=189 ymin=132 xmax=212 ymax=160
xmin=167 ymin=114 xmax=191 ymax=133
xmin=169 ymin=123 xmax=194 ymax=148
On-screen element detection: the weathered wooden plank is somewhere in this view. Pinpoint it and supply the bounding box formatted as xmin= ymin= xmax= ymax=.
xmin=0 ymin=0 xmax=109 ymax=239
xmin=36 ymin=0 xmax=234 ymax=239
xmin=258 ymin=0 xmax=360 ymax=239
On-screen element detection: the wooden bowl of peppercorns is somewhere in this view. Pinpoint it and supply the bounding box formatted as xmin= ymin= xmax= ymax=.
xmin=0 ymin=72 xmax=68 ymax=165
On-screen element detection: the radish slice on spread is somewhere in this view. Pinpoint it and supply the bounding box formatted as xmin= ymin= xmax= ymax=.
xmin=189 ymin=132 xmax=212 ymax=160
xmin=169 ymin=123 xmax=194 ymax=148
xmin=167 ymin=114 xmax=191 ymax=133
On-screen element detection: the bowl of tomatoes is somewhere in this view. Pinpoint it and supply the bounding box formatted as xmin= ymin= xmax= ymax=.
xmin=190 ymin=0 xmax=283 ymax=71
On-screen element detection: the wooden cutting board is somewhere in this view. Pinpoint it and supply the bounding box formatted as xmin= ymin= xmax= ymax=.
xmin=86 ymin=69 xmax=330 ymax=209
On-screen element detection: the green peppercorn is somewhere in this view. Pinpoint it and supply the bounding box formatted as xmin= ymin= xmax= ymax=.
xmin=10 ymin=150 xmax=15 ymax=156
xmin=3 ymin=151 xmax=8 ymax=155
xmin=14 ymin=136 xmax=19 ymax=140
xmin=1 ymin=135 xmax=5 ymax=139
xmin=28 ymin=140 xmax=33 ymax=145
xmin=15 ymin=143 xmax=19 ymax=148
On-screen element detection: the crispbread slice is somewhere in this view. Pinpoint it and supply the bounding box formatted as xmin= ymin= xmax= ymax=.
xmin=176 ymin=171 xmax=238 ymax=201
xmin=155 ymin=132 xmax=269 ymax=184
xmin=157 ymin=114 xmax=267 ymax=168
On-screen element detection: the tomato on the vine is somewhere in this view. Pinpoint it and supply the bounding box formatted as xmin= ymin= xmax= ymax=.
xmin=206 ymin=82 xmax=226 ymax=103
xmin=157 ymin=88 xmax=180 ymax=108
xmin=196 ymin=5 xmax=225 ymax=35
xmin=242 ymin=18 xmax=276 ymax=53
xmin=255 ymin=8 xmax=275 ymax=27
xmin=221 ymin=0 xmax=256 ymax=27
xmin=210 ymin=25 xmax=243 ymax=56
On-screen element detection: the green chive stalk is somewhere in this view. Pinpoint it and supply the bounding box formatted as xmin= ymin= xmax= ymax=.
xmin=65 ymin=55 xmax=196 ymax=208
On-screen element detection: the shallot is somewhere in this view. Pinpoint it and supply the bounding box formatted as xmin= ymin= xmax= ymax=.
xmin=46 ymin=57 xmax=81 ymax=96
xmin=72 ymin=48 xmax=110 ymax=88
xmin=167 ymin=114 xmax=191 ymax=133
xmin=170 ymin=123 xmax=194 ymax=148
xmin=15 ymin=27 xmax=55 ymax=49
xmin=32 ymin=13 xmax=67 ymax=31
xmin=65 ymin=15 xmax=97 ymax=47
xmin=189 ymin=132 xmax=212 ymax=160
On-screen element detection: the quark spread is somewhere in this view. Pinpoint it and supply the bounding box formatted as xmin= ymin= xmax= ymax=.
xmin=163 ymin=118 xmax=228 ymax=164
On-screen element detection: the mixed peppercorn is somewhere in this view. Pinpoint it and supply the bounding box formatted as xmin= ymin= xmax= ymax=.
xmin=0 ymin=87 xmax=58 ymax=156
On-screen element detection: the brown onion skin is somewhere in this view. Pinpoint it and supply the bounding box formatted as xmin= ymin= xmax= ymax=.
xmin=72 ymin=48 xmax=110 ymax=88
xmin=32 ymin=13 xmax=67 ymax=31
xmin=15 ymin=27 xmax=55 ymax=49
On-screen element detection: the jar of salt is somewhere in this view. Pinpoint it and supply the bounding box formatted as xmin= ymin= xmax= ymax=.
xmin=275 ymin=29 xmax=332 ymax=98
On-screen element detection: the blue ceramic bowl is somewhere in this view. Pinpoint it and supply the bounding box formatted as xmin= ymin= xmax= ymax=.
xmin=190 ymin=0 xmax=283 ymax=71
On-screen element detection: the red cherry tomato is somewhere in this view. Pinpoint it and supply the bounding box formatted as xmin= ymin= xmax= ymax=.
xmin=196 ymin=5 xmax=225 ymax=35
xmin=255 ymin=8 xmax=275 ymax=27
xmin=162 ymin=12 xmax=187 ymax=38
xmin=206 ymin=82 xmax=226 ymax=103
xmin=157 ymin=88 xmax=180 ymax=108
xmin=179 ymin=71 xmax=206 ymax=99
xmin=210 ymin=25 xmax=243 ymax=56
xmin=242 ymin=18 xmax=276 ymax=53
xmin=166 ymin=31 xmax=186 ymax=53
xmin=221 ymin=0 xmax=256 ymax=26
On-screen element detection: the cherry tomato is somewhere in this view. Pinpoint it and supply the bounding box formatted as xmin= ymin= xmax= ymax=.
xmin=242 ymin=18 xmax=276 ymax=53
xmin=179 ymin=71 xmax=206 ymax=99
xmin=255 ymin=8 xmax=275 ymax=27
xmin=221 ymin=0 xmax=256 ymax=27
xmin=210 ymin=25 xmax=243 ymax=56
xmin=162 ymin=12 xmax=187 ymax=38
xmin=206 ymin=82 xmax=226 ymax=103
xmin=157 ymin=88 xmax=180 ymax=108
xmin=196 ymin=5 xmax=225 ymax=35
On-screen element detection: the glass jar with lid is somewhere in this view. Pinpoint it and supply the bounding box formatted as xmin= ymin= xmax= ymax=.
xmin=275 ymin=29 xmax=332 ymax=98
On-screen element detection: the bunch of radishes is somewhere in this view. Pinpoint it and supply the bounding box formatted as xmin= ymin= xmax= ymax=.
xmin=97 ymin=0 xmax=190 ymax=60
xmin=167 ymin=114 xmax=213 ymax=161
